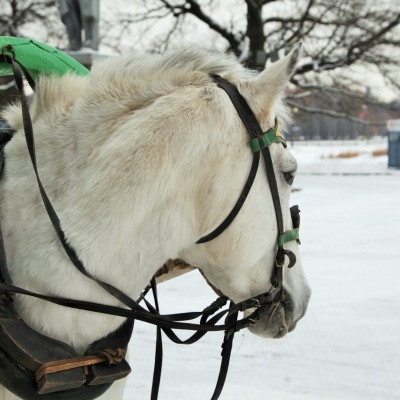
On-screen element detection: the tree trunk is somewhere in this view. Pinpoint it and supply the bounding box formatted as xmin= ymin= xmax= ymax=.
xmin=245 ymin=0 xmax=265 ymax=70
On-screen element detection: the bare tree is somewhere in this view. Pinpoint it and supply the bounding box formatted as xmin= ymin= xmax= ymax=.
xmin=108 ymin=0 xmax=400 ymax=131
xmin=3 ymin=0 xmax=399 ymax=98
xmin=115 ymin=1 xmax=400 ymax=87
xmin=0 ymin=0 xmax=63 ymax=44
xmin=0 ymin=0 xmax=64 ymax=110
xmin=2 ymin=0 xmax=400 ymax=133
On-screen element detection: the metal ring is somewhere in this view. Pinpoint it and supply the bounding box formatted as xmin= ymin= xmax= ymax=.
xmin=275 ymin=259 xmax=283 ymax=267
xmin=1 ymin=45 xmax=16 ymax=62
xmin=251 ymin=298 xmax=261 ymax=308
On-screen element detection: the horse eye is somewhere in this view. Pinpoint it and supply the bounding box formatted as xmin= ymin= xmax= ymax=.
xmin=283 ymin=172 xmax=295 ymax=185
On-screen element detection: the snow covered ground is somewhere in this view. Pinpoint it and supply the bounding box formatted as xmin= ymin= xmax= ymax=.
xmin=124 ymin=138 xmax=400 ymax=400
xmin=291 ymin=137 xmax=400 ymax=176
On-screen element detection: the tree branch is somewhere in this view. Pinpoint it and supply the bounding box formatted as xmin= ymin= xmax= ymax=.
xmin=287 ymin=101 xmax=386 ymax=126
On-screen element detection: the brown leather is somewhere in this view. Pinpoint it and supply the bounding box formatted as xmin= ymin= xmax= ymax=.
xmin=156 ymin=259 xmax=224 ymax=296
xmin=155 ymin=259 xmax=196 ymax=284
xmin=35 ymin=348 xmax=126 ymax=383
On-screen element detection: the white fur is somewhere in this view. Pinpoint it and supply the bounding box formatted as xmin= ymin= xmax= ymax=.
xmin=0 ymin=46 xmax=310 ymax=399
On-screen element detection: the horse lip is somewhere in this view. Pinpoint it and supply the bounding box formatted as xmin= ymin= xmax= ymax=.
xmin=282 ymin=289 xmax=295 ymax=314
xmin=258 ymin=288 xmax=294 ymax=318
xmin=247 ymin=288 xmax=296 ymax=338
xmin=282 ymin=289 xmax=296 ymax=332
xmin=288 ymin=320 xmax=297 ymax=332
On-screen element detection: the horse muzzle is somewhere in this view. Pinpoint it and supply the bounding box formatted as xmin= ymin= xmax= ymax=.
xmin=245 ymin=288 xmax=304 ymax=339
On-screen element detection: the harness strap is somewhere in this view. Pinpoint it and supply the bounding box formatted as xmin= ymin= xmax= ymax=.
xmin=0 ymin=280 xmax=265 ymax=332
xmin=0 ymin=132 xmax=13 ymax=287
xmin=210 ymin=302 xmax=238 ymax=400
xmin=211 ymin=76 xmax=285 ymax=237
xmin=1 ymin=46 xmax=36 ymax=90
xmin=150 ymin=279 xmax=163 ymax=400
xmin=209 ymin=76 xmax=295 ymax=276
xmin=196 ymin=150 xmax=260 ymax=243
xmin=249 ymin=125 xmax=287 ymax=153
xmin=35 ymin=349 xmax=127 ymax=383
xmin=278 ymin=229 xmax=299 ymax=247
xmin=7 ymin=56 xmax=154 ymax=319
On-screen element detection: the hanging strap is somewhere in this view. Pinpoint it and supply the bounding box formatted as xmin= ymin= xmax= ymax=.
xmin=210 ymin=302 xmax=239 ymax=400
xmin=6 ymin=54 xmax=155 ymax=318
xmin=150 ymin=279 xmax=163 ymax=400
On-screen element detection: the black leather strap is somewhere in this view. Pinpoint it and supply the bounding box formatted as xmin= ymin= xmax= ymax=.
xmin=0 ymin=280 xmax=263 ymax=332
xmin=209 ymin=76 xmax=292 ymax=288
xmin=196 ymin=151 xmax=260 ymax=243
xmin=210 ymin=302 xmax=238 ymax=400
xmin=150 ymin=279 xmax=163 ymax=400
xmin=8 ymin=57 xmax=153 ymax=317
xmin=0 ymin=134 xmax=12 ymax=286
xmin=210 ymin=76 xmax=285 ymax=239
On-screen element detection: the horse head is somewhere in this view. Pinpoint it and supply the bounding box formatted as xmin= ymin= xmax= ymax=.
xmin=179 ymin=45 xmax=311 ymax=339
xmin=0 ymin=42 xmax=312 ymax=400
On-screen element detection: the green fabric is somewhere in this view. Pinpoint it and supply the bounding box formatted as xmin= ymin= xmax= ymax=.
xmin=249 ymin=127 xmax=287 ymax=152
xmin=0 ymin=36 xmax=89 ymax=79
xmin=278 ymin=229 xmax=299 ymax=246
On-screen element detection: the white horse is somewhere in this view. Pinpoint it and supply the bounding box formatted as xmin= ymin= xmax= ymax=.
xmin=0 ymin=45 xmax=310 ymax=400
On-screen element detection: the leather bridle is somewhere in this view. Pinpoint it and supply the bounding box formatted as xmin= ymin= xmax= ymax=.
xmin=0 ymin=48 xmax=300 ymax=400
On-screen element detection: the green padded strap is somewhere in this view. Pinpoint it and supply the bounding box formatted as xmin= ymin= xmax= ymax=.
xmin=249 ymin=127 xmax=287 ymax=152
xmin=277 ymin=229 xmax=299 ymax=247
xmin=0 ymin=36 xmax=89 ymax=79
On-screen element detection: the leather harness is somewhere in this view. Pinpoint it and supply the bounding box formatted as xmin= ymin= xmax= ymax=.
xmin=0 ymin=47 xmax=300 ymax=400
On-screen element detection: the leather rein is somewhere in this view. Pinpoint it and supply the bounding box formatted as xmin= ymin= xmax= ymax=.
xmin=0 ymin=48 xmax=300 ymax=400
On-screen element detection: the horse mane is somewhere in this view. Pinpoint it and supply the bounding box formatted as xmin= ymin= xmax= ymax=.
xmin=2 ymin=47 xmax=291 ymax=133
xmin=90 ymin=48 xmax=256 ymax=97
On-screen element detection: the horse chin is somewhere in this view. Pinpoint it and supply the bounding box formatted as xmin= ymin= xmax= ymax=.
xmin=246 ymin=289 xmax=296 ymax=339
xmin=198 ymin=271 xmax=300 ymax=339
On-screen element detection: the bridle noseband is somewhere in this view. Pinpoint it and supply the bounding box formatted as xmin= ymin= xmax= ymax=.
xmin=0 ymin=47 xmax=300 ymax=400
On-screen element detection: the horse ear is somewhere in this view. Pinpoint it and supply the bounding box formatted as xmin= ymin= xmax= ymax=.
xmin=241 ymin=43 xmax=301 ymax=125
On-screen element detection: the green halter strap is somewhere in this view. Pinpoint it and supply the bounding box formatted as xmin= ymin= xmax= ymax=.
xmin=248 ymin=120 xmax=299 ymax=249
xmin=249 ymin=120 xmax=287 ymax=153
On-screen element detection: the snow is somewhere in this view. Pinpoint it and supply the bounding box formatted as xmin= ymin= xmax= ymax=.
xmin=124 ymin=138 xmax=400 ymax=400
xmin=291 ymin=137 xmax=400 ymax=176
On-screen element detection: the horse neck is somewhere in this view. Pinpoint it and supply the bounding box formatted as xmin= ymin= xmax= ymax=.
xmin=1 ymin=81 xmax=248 ymax=351
xmin=0 ymin=125 xmax=196 ymax=352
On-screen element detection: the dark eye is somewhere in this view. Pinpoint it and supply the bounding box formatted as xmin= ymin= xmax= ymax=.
xmin=283 ymin=171 xmax=295 ymax=185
